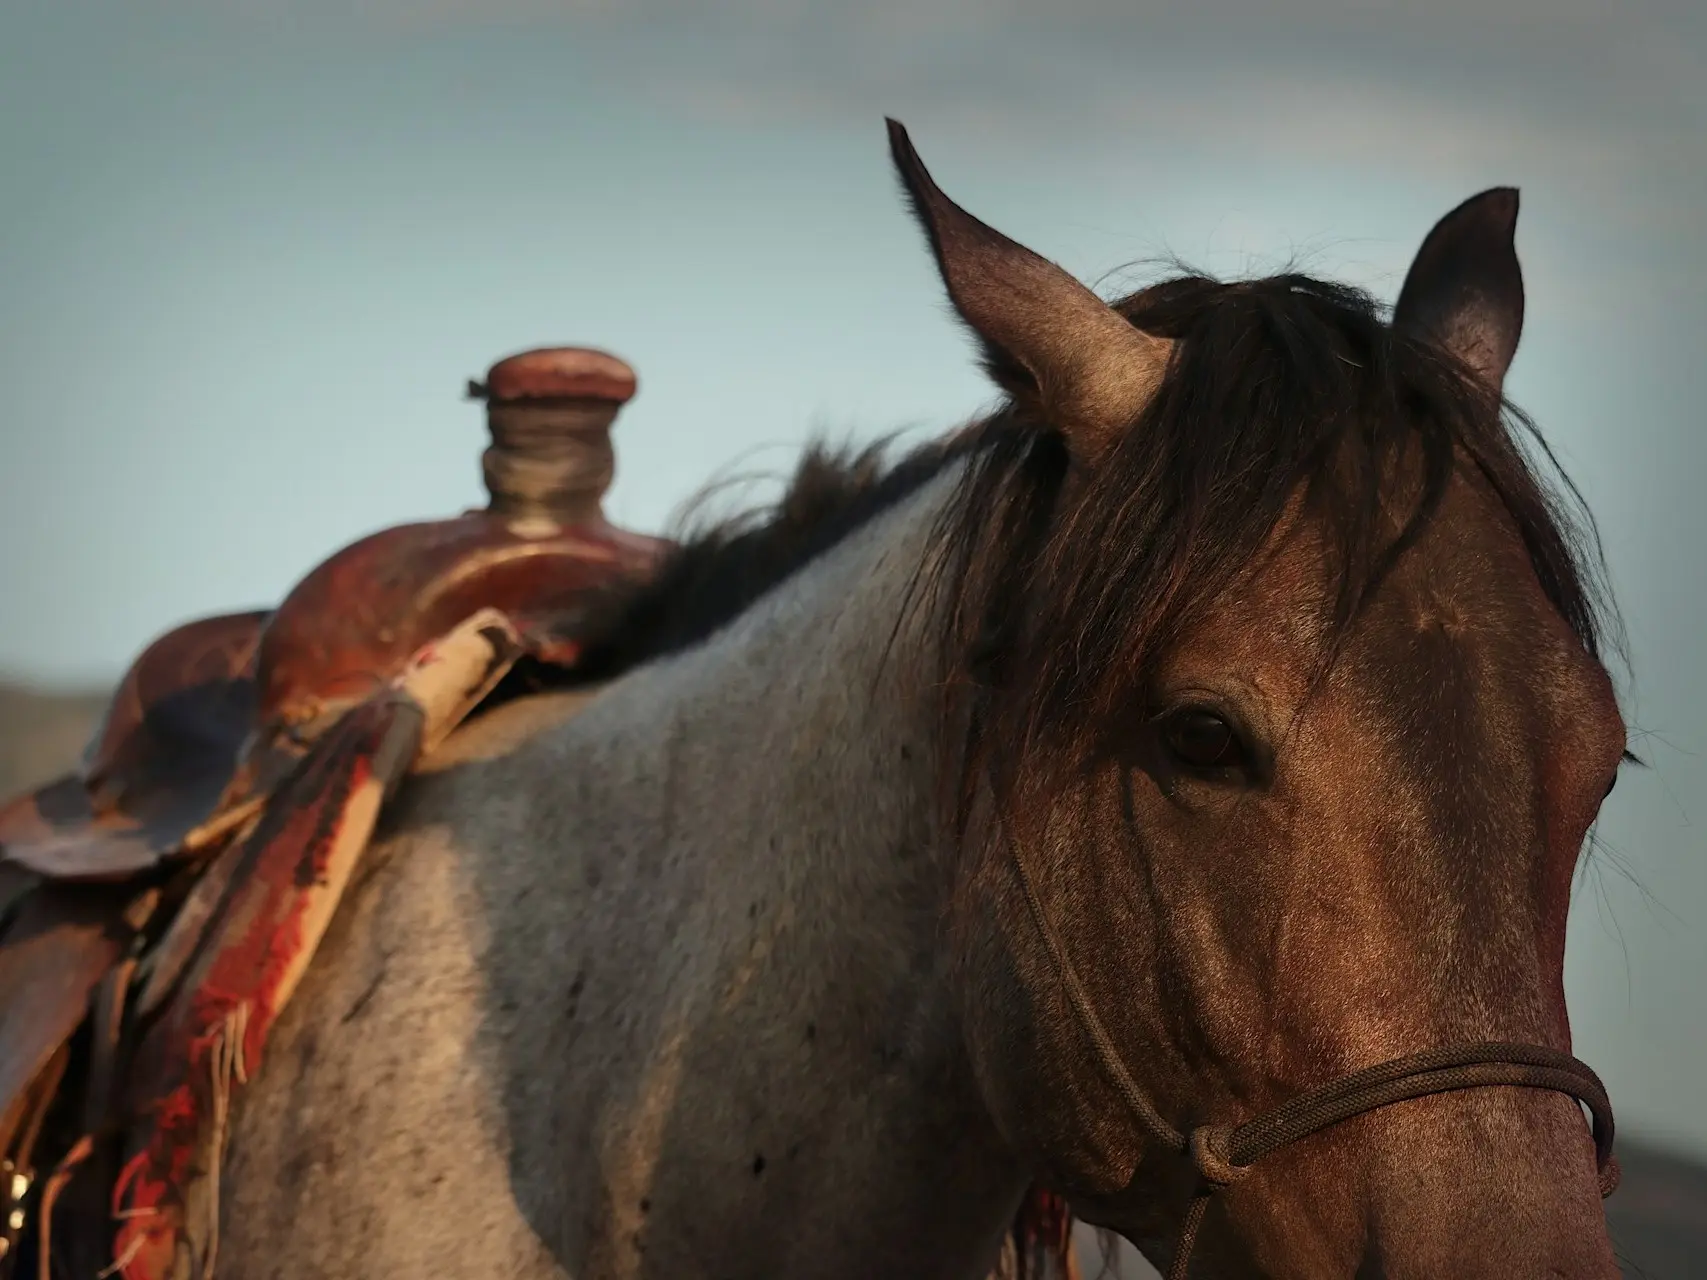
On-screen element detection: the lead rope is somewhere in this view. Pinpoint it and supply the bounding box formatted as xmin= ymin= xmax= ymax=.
xmin=998 ymin=810 xmax=1619 ymax=1280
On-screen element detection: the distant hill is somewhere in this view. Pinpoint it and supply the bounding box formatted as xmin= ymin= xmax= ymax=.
xmin=0 ymin=683 xmax=1703 ymax=1275
xmin=0 ymin=679 xmax=109 ymax=796
xmin=1607 ymin=1137 xmax=1707 ymax=1278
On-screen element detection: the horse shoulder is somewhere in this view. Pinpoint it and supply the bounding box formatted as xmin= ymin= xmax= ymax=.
xmin=216 ymin=688 xmax=611 ymax=1279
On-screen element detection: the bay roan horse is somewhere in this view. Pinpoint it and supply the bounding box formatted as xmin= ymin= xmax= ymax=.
xmin=210 ymin=121 xmax=1631 ymax=1278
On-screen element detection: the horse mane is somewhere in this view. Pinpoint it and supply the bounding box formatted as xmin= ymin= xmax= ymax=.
xmin=569 ymin=429 xmax=980 ymax=678
xmin=934 ymin=272 xmax=1624 ymax=805
xmin=575 ymin=270 xmax=1617 ymax=738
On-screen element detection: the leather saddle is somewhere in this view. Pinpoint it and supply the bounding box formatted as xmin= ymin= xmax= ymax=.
xmin=0 ymin=347 xmax=1079 ymax=1280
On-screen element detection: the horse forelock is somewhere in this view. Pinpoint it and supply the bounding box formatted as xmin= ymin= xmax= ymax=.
xmin=924 ymin=271 xmax=1623 ymax=828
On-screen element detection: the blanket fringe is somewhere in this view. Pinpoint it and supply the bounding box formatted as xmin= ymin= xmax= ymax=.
xmin=194 ymin=1002 xmax=249 ymax=1280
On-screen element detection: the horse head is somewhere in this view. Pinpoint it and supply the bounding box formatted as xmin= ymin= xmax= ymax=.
xmin=888 ymin=121 xmax=1625 ymax=1278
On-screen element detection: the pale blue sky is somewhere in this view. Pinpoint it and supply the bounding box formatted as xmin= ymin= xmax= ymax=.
xmin=2 ymin=2 xmax=1703 ymax=1158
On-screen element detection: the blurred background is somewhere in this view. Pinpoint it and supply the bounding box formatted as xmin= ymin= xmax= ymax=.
xmin=1 ymin=2 xmax=1702 ymax=1274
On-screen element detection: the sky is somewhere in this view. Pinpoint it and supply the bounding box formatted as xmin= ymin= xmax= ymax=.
xmin=1 ymin=2 xmax=1703 ymax=1160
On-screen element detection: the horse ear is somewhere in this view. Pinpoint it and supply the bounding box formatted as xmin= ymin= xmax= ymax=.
xmin=1393 ymin=188 xmax=1525 ymax=392
xmin=885 ymin=118 xmax=1172 ymax=464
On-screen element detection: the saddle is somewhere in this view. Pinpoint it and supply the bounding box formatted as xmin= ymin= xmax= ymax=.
xmin=0 ymin=347 xmax=1078 ymax=1280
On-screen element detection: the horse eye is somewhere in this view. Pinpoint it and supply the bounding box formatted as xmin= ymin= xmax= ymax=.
xmin=1162 ymin=708 xmax=1244 ymax=770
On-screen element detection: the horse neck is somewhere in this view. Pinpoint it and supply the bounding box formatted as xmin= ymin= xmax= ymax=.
xmin=540 ymin=461 xmax=1029 ymax=1273
xmin=636 ymin=462 xmax=964 ymax=1012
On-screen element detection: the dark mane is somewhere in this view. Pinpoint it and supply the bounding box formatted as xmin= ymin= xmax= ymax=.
xmin=934 ymin=273 xmax=1622 ymax=803
xmin=569 ymin=431 xmax=980 ymax=677
xmin=571 ymin=271 xmax=1620 ymax=798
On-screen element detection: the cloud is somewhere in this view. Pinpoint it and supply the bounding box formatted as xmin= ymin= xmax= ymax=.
xmin=28 ymin=0 xmax=1701 ymax=273
xmin=370 ymin=1 xmax=1699 ymax=245
xmin=545 ymin=7 xmax=1702 ymax=252
xmin=94 ymin=0 xmax=1704 ymax=150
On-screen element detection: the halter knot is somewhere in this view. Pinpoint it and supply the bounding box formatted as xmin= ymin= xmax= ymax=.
xmin=1187 ymin=1125 xmax=1250 ymax=1189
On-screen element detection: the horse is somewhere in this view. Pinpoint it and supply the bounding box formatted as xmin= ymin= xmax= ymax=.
xmin=200 ymin=120 xmax=1630 ymax=1279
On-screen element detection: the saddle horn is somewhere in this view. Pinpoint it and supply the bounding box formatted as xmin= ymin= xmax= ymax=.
xmin=467 ymin=346 xmax=637 ymax=526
